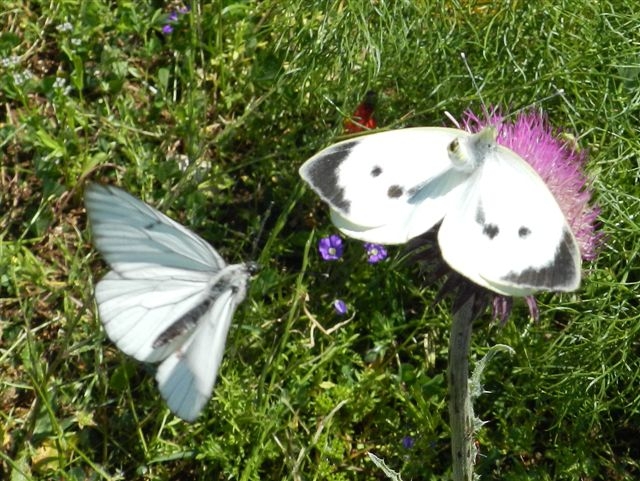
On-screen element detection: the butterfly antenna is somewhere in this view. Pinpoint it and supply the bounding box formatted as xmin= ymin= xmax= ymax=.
xmin=444 ymin=110 xmax=462 ymax=129
xmin=537 ymin=87 xmax=567 ymax=109
xmin=501 ymin=86 xmax=572 ymax=127
xmin=251 ymin=201 xmax=274 ymax=259
xmin=553 ymin=86 xmax=582 ymax=133
xmin=461 ymin=52 xmax=487 ymax=116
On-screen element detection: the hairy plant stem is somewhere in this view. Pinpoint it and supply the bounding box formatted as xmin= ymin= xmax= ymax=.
xmin=448 ymin=294 xmax=477 ymax=481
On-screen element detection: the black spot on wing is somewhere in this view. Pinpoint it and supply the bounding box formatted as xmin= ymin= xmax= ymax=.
xmin=502 ymin=229 xmax=578 ymax=290
xmin=371 ymin=166 xmax=382 ymax=177
xmin=483 ymin=223 xmax=499 ymax=239
xmin=304 ymin=141 xmax=357 ymax=213
xmin=474 ymin=202 xmax=498 ymax=239
xmin=387 ymin=185 xmax=404 ymax=198
xmin=518 ymin=226 xmax=531 ymax=238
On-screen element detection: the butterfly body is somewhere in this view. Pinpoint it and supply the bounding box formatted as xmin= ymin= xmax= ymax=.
xmin=86 ymin=184 xmax=255 ymax=421
xmin=300 ymin=126 xmax=581 ymax=296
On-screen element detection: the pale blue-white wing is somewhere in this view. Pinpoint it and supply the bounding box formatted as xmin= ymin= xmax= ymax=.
xmin=438 ymin=145 xmax=581 ymax=296
xmin=86 ymin=184 xmax=256 ymax=421
xmin=95 ymin=270 xmax=213 ymax=363
xmin=299 ymin=127 xmax=471 ymax=244
xmin=85 ymin=183 xmax=226 ymax=275
xmin=155 ymin=288 xmax=239 ymax=422
xmin=328 ymin=167 xmax=468 ymax=244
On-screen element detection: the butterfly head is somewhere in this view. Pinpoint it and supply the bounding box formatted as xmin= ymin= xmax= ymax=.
xmin=447 ymin=126 xmax=497 ymax=173
xmin=245 ymin=261 xmax=259 ymax=275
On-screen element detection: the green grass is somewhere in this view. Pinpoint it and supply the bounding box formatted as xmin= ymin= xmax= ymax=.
xmin=1 ymin=0 xmax=638 ymax=479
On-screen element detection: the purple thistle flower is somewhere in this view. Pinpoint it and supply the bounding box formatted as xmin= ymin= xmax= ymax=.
xmin=461 ymin=108 xmax=602 ymax=262
xmin=318 ymin=234 xmax=344 ymax=261
xmin=162 ymin=24 xmax=174 ymax=35
xmin=491 ymin=295 xmax=512 ymax=324
xmin=364 ymin=242 xmax=388 ymax=264
xmin=333 ymin=299 xmax=348 ymax=315
xmin=168 ymin=11 xmax=179 ymax=22
xmin=407 ymin=108 xmax=601 ymax=322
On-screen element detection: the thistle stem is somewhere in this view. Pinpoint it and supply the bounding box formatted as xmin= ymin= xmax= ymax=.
xmin=448 ymin=294 xmax=477 ymax=481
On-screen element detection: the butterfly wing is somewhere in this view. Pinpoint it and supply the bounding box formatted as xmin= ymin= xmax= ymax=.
xmin=86 ymin=184 xmax=227 ymax=361
xmin=86 ymin=184 xmax=255 ymax=421
xmin=95 ymin=271 xmax=213 ymax=363
xmin=299 ymin=127 xmax=471 ymax=244
xmin=155 ymin=266 xmax=250 ymax=422
xmin=85 ymin=183 xmax=226 ymax=274
xmin=438 ymin=146 xmax=581 ymax=296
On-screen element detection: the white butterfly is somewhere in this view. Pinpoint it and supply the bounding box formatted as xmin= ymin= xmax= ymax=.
xmin=85 ymin=184 xmax=257 ymax=422
xmin=299 ymin=126 xmax=581 ymax=296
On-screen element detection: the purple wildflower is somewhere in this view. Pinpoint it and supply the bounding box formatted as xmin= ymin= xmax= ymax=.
xmin=318 ymin=234 xmax=344 ymax=261
xmin=364 ymin=242 xmax=388 ymax=264
xmin=162 ymin=7 xmax=190 ymax=35
xmin=402 ymin=435 xmax=415 ymax=449
xmin=333 ymin=299 xmax=348 ymax=315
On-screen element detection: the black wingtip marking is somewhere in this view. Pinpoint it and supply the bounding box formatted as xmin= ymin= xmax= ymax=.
xmin=304 ymin=141 xmax=357 ymax=213
xmin=502 ymin=229 xmax=578 ymax=290
xmin=371 ymin=166 xmax=382 ymax=177
xmin=387 ymin=185 xmax=404 ymax=198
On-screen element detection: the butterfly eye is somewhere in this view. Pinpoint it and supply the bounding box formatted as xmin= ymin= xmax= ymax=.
xmin=448 ymin=138 xmax=472 ymax=171
xmin=447 ymin=138 xmax=460 ymax=155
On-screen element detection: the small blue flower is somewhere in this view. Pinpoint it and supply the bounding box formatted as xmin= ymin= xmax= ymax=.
xmin=402 ymin=435 xmax=415 ymax=449
xmin=333 ymin=299 xmax=348 ymax=315
xmin=318 ymin=234 xmax=344 ymax=261
xmin=364 ymin=242 xmax=387 ymax=264
xmin=162 ymin=7 xmax=190 ymax=35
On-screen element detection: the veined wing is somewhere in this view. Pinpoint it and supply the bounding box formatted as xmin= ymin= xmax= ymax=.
xmin=85 ymin=183 xmax=226 ymax=275
xmin=95 ymin=270 xmax=213 ymax=363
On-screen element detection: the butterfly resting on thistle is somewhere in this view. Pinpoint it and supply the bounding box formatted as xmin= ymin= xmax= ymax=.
xmin=299 ymin=125 xmax=581 ymax=297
